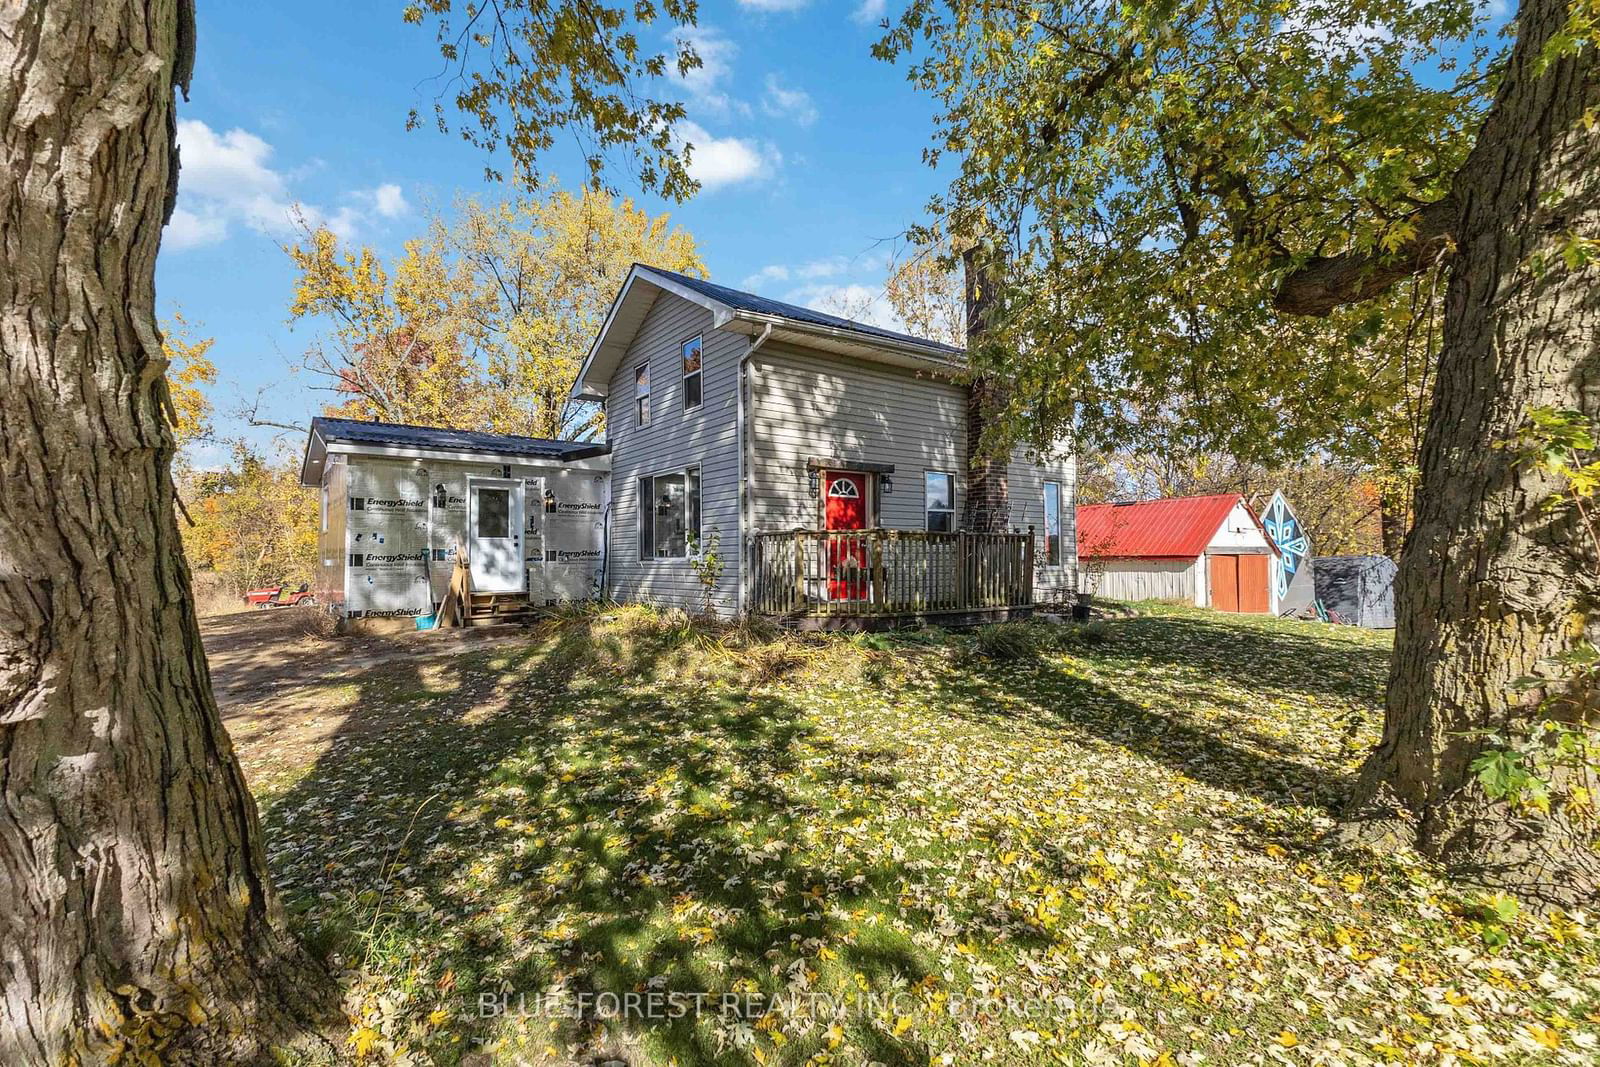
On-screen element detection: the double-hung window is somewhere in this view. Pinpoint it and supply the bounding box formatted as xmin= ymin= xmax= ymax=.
xmin=1044 ymin=481 xmax=1062 ymax=565
xmin=681 ymin=335 xmax=703 ymax=410
xmin=925 ymin=471 xmax=955 ymax=532
xmin=638 ymin=465 xmax=702 ymax=559
xmin=635 ymin=362 xmax=652 ymax=427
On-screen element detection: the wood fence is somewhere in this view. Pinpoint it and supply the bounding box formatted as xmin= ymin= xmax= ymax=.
xmin=748 ymin=528 xmax=1035 ymax=619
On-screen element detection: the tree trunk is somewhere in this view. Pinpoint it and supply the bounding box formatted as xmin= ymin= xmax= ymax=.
xmin=1345 ymin=0 xmax=1600 ymax=907
xmin=1378 ymin=486 xmax=1408 ymax=559
xmin=963 ymin=243 xmax=1012 ymax=532
xmin=1 ymin=3 xmax=332 ymax=1061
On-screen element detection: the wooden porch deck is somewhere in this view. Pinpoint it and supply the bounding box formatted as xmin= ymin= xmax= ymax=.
xmin=748 ymin=528 xmax=1035 ymax=628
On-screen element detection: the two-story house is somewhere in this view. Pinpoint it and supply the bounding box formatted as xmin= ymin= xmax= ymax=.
xmin=572 ymin=265 xmax=1077 ymax=623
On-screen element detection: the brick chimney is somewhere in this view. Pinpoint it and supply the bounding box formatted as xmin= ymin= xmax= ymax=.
xmin=962 ymin=243 xmax=1010 ymax=533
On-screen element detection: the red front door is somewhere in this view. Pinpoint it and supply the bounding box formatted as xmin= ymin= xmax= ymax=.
xmin=823 ymin=471 xmax=868 ymax=601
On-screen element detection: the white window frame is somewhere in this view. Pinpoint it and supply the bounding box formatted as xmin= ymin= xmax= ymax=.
xmin=1043 ymin=480 xmax=1062 ymax=565
xmin=320 ymin=483 xmax=329 ymax=533
xmin=638 ymin=463 xmax=702 ymax=561
xmin=924 ymin=471 xmax=955 ymax=533
xmin=681 ymin=334 xmax=703 ymax=411
xmin=635 ymin=362 xmax=652 ymax=427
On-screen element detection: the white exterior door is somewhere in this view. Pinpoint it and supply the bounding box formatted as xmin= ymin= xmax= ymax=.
xmin=469 ymin=478 xmax=524 ymax=593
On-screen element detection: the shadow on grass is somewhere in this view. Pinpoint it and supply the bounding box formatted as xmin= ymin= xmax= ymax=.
xmin=1096 ymin=614 xmax=1390 ymax=705
xmin=238 ymin=608 xmax=1392 ymax=1064
xmin=256 ymin=617 xmax=934 ymax=1066
xmin=940 ymin=615 xmax=1391 ymax=813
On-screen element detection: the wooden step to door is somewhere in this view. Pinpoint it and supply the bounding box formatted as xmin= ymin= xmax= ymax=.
xmin=467 ymin=592 xmax=535 ymax=626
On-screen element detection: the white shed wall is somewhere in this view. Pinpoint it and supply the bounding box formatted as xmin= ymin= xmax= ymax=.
xmin=1209 ymin=500 xmax=1274 ymax=551
xmin=1083 ymin=559 xmax=1199 ymax=604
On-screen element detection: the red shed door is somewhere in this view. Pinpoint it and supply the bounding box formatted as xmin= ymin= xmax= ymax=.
xmin=823 ymin=471 xmax=868 ymax=601
xmin=1209 ymin=553 xmax=1270 ymax=613
xmin=1238 ymin=554 xmax=1270 ymax=613
xmin=1210 ymin=554 xmax=1240 ymax=613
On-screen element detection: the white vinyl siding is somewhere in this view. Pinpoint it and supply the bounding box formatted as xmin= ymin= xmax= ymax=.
xmin=1008 ymin=445 xmax=1078 ymax=601
xmin=605 ymin=294 xmax=742 ymax=614
xmin=749 ymin=344 xmax=968 ymax=533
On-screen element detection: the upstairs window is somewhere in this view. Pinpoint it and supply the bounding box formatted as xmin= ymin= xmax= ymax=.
xmin=681 ymin=335 xmax=703 ymax=410
xmin=635 ymin=362 xmax=652 ymax=427
xmin=925 ymin=471 xmax=955 ymax=533
xmin=1044 ymin=481 xmax=1062 ymax=565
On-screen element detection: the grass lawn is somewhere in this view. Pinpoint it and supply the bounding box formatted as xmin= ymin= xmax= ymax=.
xmin=218 ymin=606 xmax=1600 ymax=1066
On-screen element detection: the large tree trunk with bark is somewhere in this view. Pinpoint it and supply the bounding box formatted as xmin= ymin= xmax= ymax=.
xmin=1344 ymin=0 xmax=1600 ymax=906
xmin=1 ymin=2 xmax=332 ymax=1061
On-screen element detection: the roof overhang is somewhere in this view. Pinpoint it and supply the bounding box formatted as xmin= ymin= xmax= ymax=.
xmin=719 ymin=315 xmax=967 ymax=377
xmin=300 ymin=429 xmax=610 ymax=486
xmin=571 ymin=265 xmax=966 ymax=401
xmin=299 ymin=425 xmax=328 ymax=487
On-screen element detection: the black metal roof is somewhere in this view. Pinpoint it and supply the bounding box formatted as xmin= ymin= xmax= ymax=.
xmin=643 ymin=265 xmax=966 ymax=357
xmin=311 ymin=417 xmax=610 ymax=460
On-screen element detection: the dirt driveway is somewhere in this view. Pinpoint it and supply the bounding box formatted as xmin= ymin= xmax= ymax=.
xmin=202 ymin=608 xmax=528 ymax=786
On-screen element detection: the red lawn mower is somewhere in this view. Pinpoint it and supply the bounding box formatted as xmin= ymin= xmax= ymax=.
xmin=242 ymin=583 xmax=316 ymax=609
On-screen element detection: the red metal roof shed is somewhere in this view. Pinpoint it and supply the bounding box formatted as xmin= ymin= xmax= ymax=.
xmin=1077 ymin=494 xmax=1273 ymax=561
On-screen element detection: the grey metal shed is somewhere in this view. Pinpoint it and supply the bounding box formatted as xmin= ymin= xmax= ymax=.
xmin=1312 ymin=555 xmax=1398 ymax=628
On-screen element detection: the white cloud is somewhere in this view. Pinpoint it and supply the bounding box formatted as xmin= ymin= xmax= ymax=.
xmin=784 ymin=282 xmax=903 ymax=330
xmin=761 ymin=75 xmax=818 ymax=127
xmin=741 ymin=264 xmax=792 ymax=288
xmin=738 ymin=0 xmax=812 ymax=10
xmin=671 ymin=27 xmax=749 ymax=119
xmin=167 ymin=119 xmax=406 ymax=250
xmin=851 ymin=0 xmax=888 ymax=24
xmin=165 ymin=207 xmax=228 ymax=251
xmin=677 ymin=121 xmax=781 ymax=190
xmin=743 ymin=253 xmax=889 ymax=291
xmin=797 ymin=256 xmax=850 ymax=279
xmin=370 ymin=183 xmax=409 ymax=218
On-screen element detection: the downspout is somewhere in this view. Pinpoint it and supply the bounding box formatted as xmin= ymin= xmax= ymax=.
xmin=737 ymin=323 xmax=775 ymax=616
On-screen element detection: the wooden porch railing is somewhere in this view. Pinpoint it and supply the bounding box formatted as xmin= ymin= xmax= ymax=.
xmin=748 ymin=528 xmax=1035 ymax=619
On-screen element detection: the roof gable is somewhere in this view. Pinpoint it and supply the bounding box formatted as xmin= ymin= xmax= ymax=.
xmin=1077 ymin=494 xmax=1251 ymax=560
xmin=572 ymin=264 xmax=966 ymax=400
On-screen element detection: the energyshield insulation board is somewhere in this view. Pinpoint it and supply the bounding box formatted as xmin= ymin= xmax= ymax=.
xmin=344 ymin=458 xmax=605 ymax=618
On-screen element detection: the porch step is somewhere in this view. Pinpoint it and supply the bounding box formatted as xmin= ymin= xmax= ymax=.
xmin=467 ymin=592 xmax=535 ymax=626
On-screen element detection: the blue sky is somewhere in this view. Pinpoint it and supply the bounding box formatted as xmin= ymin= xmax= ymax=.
xmin=158 ymin=0 xmax=943 ymax=462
